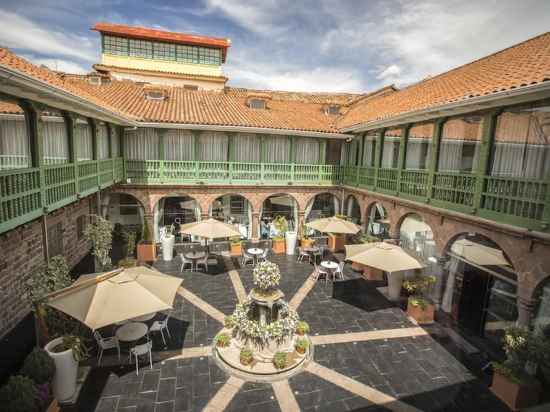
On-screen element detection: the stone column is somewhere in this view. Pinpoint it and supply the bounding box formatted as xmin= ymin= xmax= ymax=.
xmin=143 ymin=213 xmax=154 ymax=239
xmin=431 ymin=255 xmax=450 ymax=310
xmin=251 ymin=212 xmax=260 ymax=240
xmin=517 ymin=296 xmax=536 ymax=328
xmin=200 ymin=212 xmax=209 ymax=221
xmin=297 ymin=211 xmax=305 ymax=237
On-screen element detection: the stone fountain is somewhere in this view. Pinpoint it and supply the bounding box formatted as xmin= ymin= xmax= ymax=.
xmin=214 ymin=261 xmax=312 ymax=379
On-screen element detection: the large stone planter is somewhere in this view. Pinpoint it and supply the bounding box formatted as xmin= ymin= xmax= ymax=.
xmin=387 ymin=272 xmax=404 ymax=301
xmin=285 ymin=231 xmax=297 ymax=255
xmin=161 ymin=234 xmax=175 ymax=261
xmin=491 ymin=370 xmax=541 ymax=411
xmin=45 ymin=337 xmax=78 ymax=403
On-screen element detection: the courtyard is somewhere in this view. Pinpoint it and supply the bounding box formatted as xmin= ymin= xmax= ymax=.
xmin=70 ymin=254 xmax=510 ymax=412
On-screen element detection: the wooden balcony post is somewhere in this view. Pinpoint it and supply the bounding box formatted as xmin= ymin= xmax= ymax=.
xmin=157 ymin=128 xmax=166 ymax=183
xmin=426 ymin=119 xmax=445 ymax=203
xmin=472 ymin=111 xmax=499 ymax=213
xmin=192 ymin=130 xmax=200 ymax=180
xmin=119 ymin=126 xmax=126 ymax=181
xmin=228 ymin=132 xmax=235 ymax=181
xmin=373 ymin=128 xmax=386 ymax=190
xmin=62 ymin=112 xmax=79 ymax=196
xmin=396 ymin=125 xmax=411 ymax=196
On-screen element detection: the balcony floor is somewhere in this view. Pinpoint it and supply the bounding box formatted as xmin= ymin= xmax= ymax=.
xmin=68 ymin=254 xmax=510 ymax=412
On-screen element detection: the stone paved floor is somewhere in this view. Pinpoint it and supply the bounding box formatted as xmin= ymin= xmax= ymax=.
xmin=72 ymin=254 xmax=511 ymax=412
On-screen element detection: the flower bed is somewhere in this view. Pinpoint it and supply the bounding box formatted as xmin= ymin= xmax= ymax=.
xmin=253 ymin=261 xmax=281 ymax=292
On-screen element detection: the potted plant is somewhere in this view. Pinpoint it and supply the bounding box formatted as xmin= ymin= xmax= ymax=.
xmin=84 ymin=215 xmax=114 ymax=271
xmin=295 ymin=321 xmax=310 ymax=336
xmin=20 ymin=347 xmax=55 ymax=405
xmin=271 ymin=215 xmax=288 ymax=254
xmin=490 ymin=327 xmax=548 ymax=410
xmin=273 ymin=351 xmax=288 ymax=370
xmin=403 ymin=273 xmax=436 ymax=324
xmin=0 ymin=375 xmax=39 ymax=412
xmin=45 ymin=335 xmax=88 ymax=403
xmin=230 ymin=237 xmax=242 ymax=256
xmin=295 ymin=338 xmax=309 ymax=355
xmin=137 ymin=220 xmax=156 ymax=263
xmin=214 ymin=332 xmax=231 ymax=348
xmin=240 ymin=348 xmax=254 ymax=366
xmin=161 ymin=224 xmax=175 ymax=261
xmin=118 ymin=230 xmax=137 ymax=268
xmin=224 ymin=315 xmax=236 ymax=329
xmin=300 ymin=223 xmax=315 ymax=248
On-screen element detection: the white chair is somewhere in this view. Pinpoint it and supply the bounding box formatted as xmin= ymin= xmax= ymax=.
xmin=334 ymin=262 xmax=345 ymax=280
xmin=149 ymin=314 xmax=171 ymax=346
xmin=258 ymin=248 xmax=269 ymax=263
xmin=297 ymin=247 xmax=310 ymax=263
xmin=197 ymin=255 xmax=209 ymax=272
xmin=241 ymin=250 xmax=254 ymax=266
xmin=129 ymin=340 xmax=153 ymax=375
xmin=93 ymin=330 xmax=120 ymax=366
xmin=179 ymin=253 xmax=193 ymax=272
xmin=313 ymin=263 xmax=330 ymax=285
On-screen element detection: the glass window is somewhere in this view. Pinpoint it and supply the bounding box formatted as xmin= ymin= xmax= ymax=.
xmin=129 ymin=39 xmax=152 ymax=58
xmin=0 ymin=101 xmax=30 ymax=170
xmin=153 ymin=42 xmax=176 ymax=61
xmin=362 ymin=132 xmax=378 ymax=167
xmin=381 ymin=128 xmax=401 ymax=168
xmin=491 ymin=105 xmax=550 ymax=179
xmin=234 ymin=133 xmax=260 ymax=163
xmin=97 ymin=123 xmax=110 ymax=159
xmin=325 ymin=139 xmax=342 ymax=165
xmin=265 ymin=136 xmax=290 ymax=163
xmin=406 ymin=123 xmax=433 ymax=170
xmin=111 ymin=126 xmax=120 ymax=157
xmin=438 ymin=116 xmax=482 ymax=173
xmin=75 ymin=119 xmax=93 ymax=161
xmin=103 ymin=35 xmax=128 ymax=56
xmin=164 ymin=130 xmax=194 ymax=161
xmin=533 ymin=278 xmax=550 ymax=333
xmin=176 ymin=45 xmax=199 ymax=64
xmin=295 ymin=137 xmax=319 ymax=164
xmin=42 ymin=110 xmax=69 ymax=165
xmin=249 ymin=99 xmax=266 ymax=109
xmin=124 ymin=128 xmax=159 ymax=160
xmin=199 ymin=132 xmax=228 ymax=161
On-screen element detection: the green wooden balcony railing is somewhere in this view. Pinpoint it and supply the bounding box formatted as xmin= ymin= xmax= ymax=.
xmin=0 ymin=157 xmax=124 ymax=234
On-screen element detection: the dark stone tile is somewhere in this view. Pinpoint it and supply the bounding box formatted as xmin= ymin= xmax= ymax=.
xmin=157 ymin=378 xmax=176 ymax=403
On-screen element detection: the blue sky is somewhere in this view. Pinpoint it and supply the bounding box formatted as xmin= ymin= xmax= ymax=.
xmin=0 ymin=0 xmax=549 ymax=93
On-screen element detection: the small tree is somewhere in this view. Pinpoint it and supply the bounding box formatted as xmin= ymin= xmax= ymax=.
xmin=84 ymin=215 xmax=114 ymax=271
xmin=272 ymin=215 xmax=288 ymax=240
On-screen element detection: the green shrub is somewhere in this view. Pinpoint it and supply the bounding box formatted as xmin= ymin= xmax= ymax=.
xmin=20 ymin=348 xmax=55 ymax=384
xmin=0 ymin=375 xmax=38 ymax=412
xmin=295 ymin=338 xmax=309 ymax=354
xmin=273 ymin=352 xmax=287 ymax=369
xmin=84 ymin=215 xmax=114 ymax=270
xmin=214 ymin=332 xmax=231 ymax=348
xmin=296 ymin=321 xmax=310 ymax=335
xmin=224 ymin=315 xmax=235 ymax=329
xmin=230 ymin=237 xmax=242 ymax=245
xmin=240 ymin=348 xmax=254 ymax=365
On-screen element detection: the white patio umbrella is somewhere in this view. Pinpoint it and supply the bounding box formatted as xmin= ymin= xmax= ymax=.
xmin=306 ymin=216 xmax=361 ymax=234
xmin=180 ymin=218 xmax=240 ymax=239
xmin=45 ymin=266 xmax=183 ymax=330
xmin=345 ymin=242 xmax=425 ymax=301
xmin=451 ymin=238 xmax=510 ymax=266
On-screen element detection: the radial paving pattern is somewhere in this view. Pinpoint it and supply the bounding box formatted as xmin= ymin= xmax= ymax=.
xmin=75 ymin=255 xmax=511 ymax=412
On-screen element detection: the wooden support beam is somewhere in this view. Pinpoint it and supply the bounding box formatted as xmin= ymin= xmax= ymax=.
xmin=473 ymin=110 xmax=499 ymax=212
xmin=373 ymin=128 xmax=386 ymax=190
xmin=396 ymin=125 xmax=411 ymax=195
xmin=425 ymin=118 xmax=446 ymax=202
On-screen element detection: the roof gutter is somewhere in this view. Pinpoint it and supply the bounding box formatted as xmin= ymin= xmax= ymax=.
xmin=340 ymin=81 xmax=550 ymax=133
xmin=0 ymin=64 xmax=138 ymax=126
xmin=137 ymin=122 xmax=351 ymax=139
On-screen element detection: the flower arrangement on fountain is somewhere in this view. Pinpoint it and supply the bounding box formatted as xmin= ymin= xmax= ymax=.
xmin=253 ymin=261 xmax=281 ymax=294
xmin=230 ymin=299 xmax=299 ymax=345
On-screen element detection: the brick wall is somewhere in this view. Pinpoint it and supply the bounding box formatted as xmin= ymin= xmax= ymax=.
xmin=0 ymin=196 xmax=93 ymax=339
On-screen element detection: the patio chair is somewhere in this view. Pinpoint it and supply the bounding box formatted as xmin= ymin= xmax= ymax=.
xmin=179 ymin=253 xmax=193 ymax=272
xmin=334 ymin=261 xmax=345 ymax=280
xmin=149 ymin=313 xmax=171 ymax=346
xmin=313 ymin=262 xmax=331 ymax=285
xmin=93 ymin=330 xmax=120 ymax=366
xmin=241 ymin=249 xmax=254 ymax=266
xmin=197 ymin=255 xmax=209 ymax=272
xmin=297 ymin=247 xmax=311 ymax=263
xmin=258 ymin=248 xmax=269 ymax=263
xmin=129 ymin=340 xmax=153 ymax=375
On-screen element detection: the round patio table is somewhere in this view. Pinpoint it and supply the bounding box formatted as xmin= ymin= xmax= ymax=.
xmin=131 ymin=312 xmax=156 ymax=322
xmin=185 ymin=251 xmax=206 ymax=271
xmin=116 ymin=322 xmax=148 ymax=342
xmin=247 ymin=247 xmax=264 ymax=265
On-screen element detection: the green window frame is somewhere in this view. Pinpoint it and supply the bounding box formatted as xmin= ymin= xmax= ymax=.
xmin=129 ymin=39 xmax=153 ymax=58
xmin=153 ymin=42 xmax=176 ymax=61
xmin=103 ymin=35 xmax=129 ymax=56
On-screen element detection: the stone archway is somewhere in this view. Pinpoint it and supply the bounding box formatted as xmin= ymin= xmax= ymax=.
xmin=209 ymin=193 xmax=253 ymax=239
xmin=344 ymin=194 xmax=362 ymax=224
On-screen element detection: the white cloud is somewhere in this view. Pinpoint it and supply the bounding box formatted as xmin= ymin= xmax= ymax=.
xmin=23 ymin=55 xmax=88 ymax=74
xmin=377 ymin=64 xmax=401 ymax=81
xmin=0 ymin=9 xmax=96 ymax=61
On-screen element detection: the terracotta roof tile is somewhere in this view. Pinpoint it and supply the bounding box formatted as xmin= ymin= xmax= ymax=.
xmin=339 ymin=32 xmax=550 ymax=130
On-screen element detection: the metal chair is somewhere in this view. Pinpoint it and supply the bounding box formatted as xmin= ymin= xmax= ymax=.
xmin=241 ymin=249 xmax=254 ymax=266
xmin=197 ymin=255 xmax=210 ymax=272
xmin=179 ymin=253 xmax=193 ymax=272
xmin=334 ymin=261 xmax=345 ymax=280
xmin=258 ymin=248 xmax=269 ymax=263
xmin=93 ymin=330 xmax=120 ymax=366
xmin=129 ymin=340 xmax=153 ymax=375
xmin=313 ymin=262 xmax=331 ymax=285
xmin=297 ymin=247 xmax=310 ymax=263
xmin=149 ymin=313 xmax=171 ymax=346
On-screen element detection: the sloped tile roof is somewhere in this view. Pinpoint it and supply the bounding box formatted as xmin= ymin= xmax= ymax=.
xmin=339 ymin=32 xmax=550 ymax=130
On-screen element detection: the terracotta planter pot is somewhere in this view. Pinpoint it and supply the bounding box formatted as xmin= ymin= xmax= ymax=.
xmin=296 ymin=347 xmax=306 ymax=355
xmin=328 ymin=234 xmax=345 ymax=252
xmin=137 ymin=241 xmax=156 ymax=263
xmin=301 ymin=238 xmax=315 ymax=249
xmin=407 ymin=298 xmax=435 ymax=324
xmin=272 ymin=238 xmax=285 ymax=254
xmin=491 ymin=370 xmax=541 ymax=411
xmin=230 ymin=243 xmax=242 ymax=256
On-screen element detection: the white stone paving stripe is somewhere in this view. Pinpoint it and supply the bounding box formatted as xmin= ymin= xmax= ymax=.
xmin=177 ymin=287 xmax=226 ymax=324
xmin=202 ymin=376 xmax=245 ymax=412
xmin=306 ymin=361 xmax=422 ymax=412
xmin=288 ymin=271 xmax=317 ymax=310
xmin=272 ymin=380 xmax=301 ymax=412
xmin=310 ymin=327 xmax=428 ymax=345
xmin=228 ymin=269 xmax=247 ymax=303
xmin=164 ymin=345 xmax=212 ymax=361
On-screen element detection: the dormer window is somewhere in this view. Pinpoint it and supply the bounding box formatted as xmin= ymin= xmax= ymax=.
xmin=144 ymin=86 xmax=168 ymax=101
xmin=325 ymin=104 xmax=340 ymax=115
xmin=249 ymin=98 xmax=266 ymax=109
